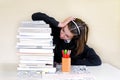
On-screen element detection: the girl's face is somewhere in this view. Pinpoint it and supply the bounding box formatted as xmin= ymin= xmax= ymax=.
xmin=60 ymin=25 xmax=74 ymax=40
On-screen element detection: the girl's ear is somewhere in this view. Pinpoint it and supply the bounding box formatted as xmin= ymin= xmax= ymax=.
xmin=73 ymin=35 xmax=79 ymax=40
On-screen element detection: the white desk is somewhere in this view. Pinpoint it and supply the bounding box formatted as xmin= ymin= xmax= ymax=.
xmin=88 ymin=63 xmax=120 ymax=80
xmin=0 ymin=63 xmax=120 ymax=80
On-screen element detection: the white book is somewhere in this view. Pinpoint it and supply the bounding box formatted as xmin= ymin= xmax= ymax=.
xmin=17 ymin=35 xmax=53 ymax=39
xmin=18 ymin=49 xmax=53 ymax=53
xmin=18 ymin=38 xmax=52 ymax=42
xmin=17 ymin=67 xmax=56 ymax=73
xmin=18 ymin=63 xmax=53 ymax=68
xmin=18 ymin=53 xmax=54 ymax=56
xmin=20 ymin=24 xmax=50 ymax=28
xmin=17 ymin=42 xmax=53 ymax=46
xmin=17 ymin=41 xmax=53 ymax=45
xmin=18 ymin=28 xmax=51 ymax=33
xmin=19 ymin=60 xmax=53 ymax=64
xmin=19 ymin=58 xmax=53 ymax=61
xmin=21 ymin=21 xmax=46 ymax=25
xmin=20 ymin=56 xmax=53 ymax=61
xmin=20 ymin=55 xmax=53 ymax=59
xmin=18 ymin=38 xmax=53 ymax=44
xmin=19 ymin=33 xmax=51 ymax=36
xmin=16 ymin=45 xmax=55 ymax=49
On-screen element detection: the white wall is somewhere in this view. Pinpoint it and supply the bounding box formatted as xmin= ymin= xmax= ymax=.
xmin=0 ymin=0 xmax=120 ymax=68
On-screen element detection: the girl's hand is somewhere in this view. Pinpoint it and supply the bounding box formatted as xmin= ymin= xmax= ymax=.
xmin=58 ymin=17 xmax=75 ymax=28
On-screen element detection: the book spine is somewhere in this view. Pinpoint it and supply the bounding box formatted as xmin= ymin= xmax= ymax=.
xmin=17 ymin=67 xmax=56 ymax=73
xmin=18 ymin=49 xmax=53 ymax=53
xmin=18 ymin=28 xmax=52 ymax=33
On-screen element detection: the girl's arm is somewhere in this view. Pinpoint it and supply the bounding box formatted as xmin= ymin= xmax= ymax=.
xmin=32 ymin=12 xmax=59 ymax=28
xmin=32 ymin=12 xmax=75 ymax=28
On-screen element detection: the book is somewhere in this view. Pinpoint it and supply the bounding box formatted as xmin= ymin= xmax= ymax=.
xmin=20 ymin=55 xmax=53 ymax=61
xmin=20 ymin=25 xmax=50 ymax=29
xmin=19 ymin=33 xmax=51 ymax=36
xmin=19 ymin=60 xmax=53 ymax=64
xmin=16 ymin=45 xmax=55 ymax=49
xmin=18 ymin=49 xmax=53 ymax=53
xmin=17 ymin=53 xmax=54 ymax=56
xmin=18 ymin=28 xmax=52 ymax=33
xmin=17 ymin=20 xmax=56 ymax=74
xmin=17 ymin=67 xmax=56 ymax=73
xmin=16 ymin=42 xmax=53 ymax=47
xmin=18 ymin=38 xmax=53 ymax=42
xmin=18 ymin=63 xmax=53 ymax=68
xmin=17 ymin=38 xmax=52 ymax=44
xmin=21 ymin=21 xmax=46 ymax=25
xmin=17 ymin=35 xmax=53 ymax=39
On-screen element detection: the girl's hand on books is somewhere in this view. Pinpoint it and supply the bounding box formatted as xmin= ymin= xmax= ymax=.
xmin=58 ymin=17 xmax=75 ymax=28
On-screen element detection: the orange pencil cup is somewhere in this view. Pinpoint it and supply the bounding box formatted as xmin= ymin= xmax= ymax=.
xmin=62 ymin=57 xmax=71 ymax=72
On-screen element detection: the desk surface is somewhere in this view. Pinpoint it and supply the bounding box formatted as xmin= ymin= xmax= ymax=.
xmin=88 ymin=63 xmax=120 ymax=80
xmin=0 ymin=63 xmax=120 ymax=80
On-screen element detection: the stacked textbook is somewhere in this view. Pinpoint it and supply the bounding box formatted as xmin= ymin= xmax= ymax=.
xmin=16 ymin=21 xmax=56 ymax=73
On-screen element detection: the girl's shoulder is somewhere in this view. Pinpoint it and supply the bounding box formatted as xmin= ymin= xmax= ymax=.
xmin=84 ymin=45 xmax=95 ymax=53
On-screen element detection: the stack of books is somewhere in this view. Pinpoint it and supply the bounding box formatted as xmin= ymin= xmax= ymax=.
xmin=16 ymin=21 xmax=56 ymax=73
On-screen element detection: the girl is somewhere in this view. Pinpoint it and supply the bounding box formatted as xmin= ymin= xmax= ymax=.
xmin=32 ymin=12 xmax=101 ymax=66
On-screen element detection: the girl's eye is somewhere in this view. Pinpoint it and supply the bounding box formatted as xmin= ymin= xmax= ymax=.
xmin=62 ymin=29 xmax=64 ymax=32
xmin=66 ymin=35 xmax=69 ymax=38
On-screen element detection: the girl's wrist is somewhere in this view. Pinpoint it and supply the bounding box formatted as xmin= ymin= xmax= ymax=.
xmin=58 ymin=17 xmax=75 ymax=28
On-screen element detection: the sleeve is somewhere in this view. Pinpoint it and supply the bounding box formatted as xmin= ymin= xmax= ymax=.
xmin=32 ymin=12 xmax=59 ymax=28
xmin=31 ymin=12 xmax=61 ymax=45
xmin=74 ymin=46 xmax=102 ymax=66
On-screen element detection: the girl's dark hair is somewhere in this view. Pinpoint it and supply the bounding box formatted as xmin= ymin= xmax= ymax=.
xmin=68 ymin=18 xmax=88 ymax=55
